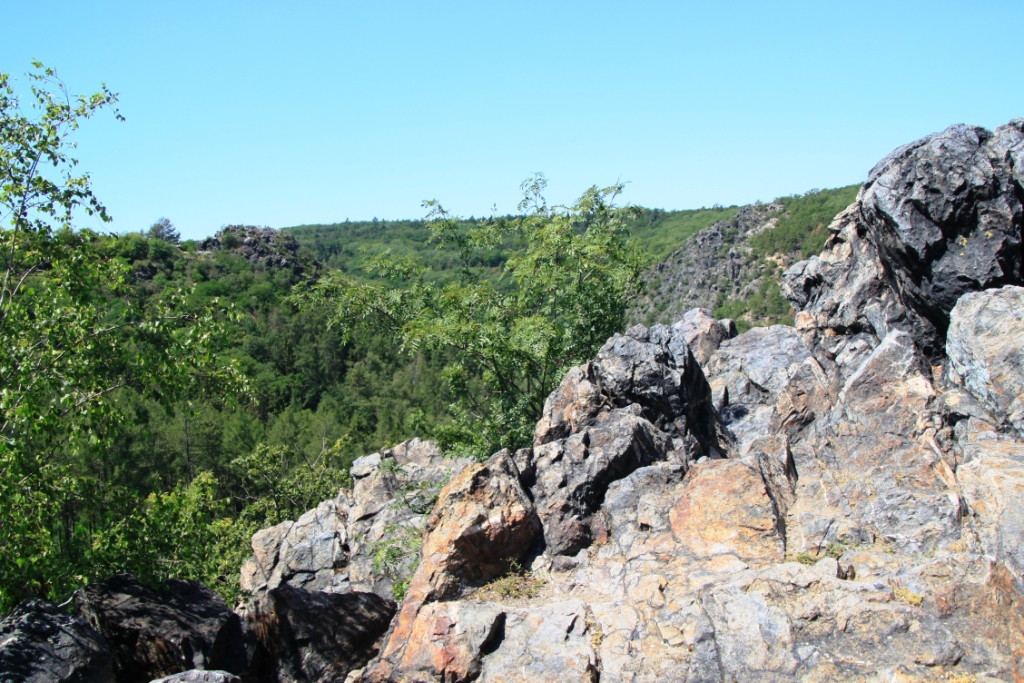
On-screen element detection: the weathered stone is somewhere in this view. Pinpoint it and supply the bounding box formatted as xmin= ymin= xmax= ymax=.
xmin=670 ymin=459 xmax=784 ymax=562
xmin=669 ymin=308 xmax=736 ymax=366
xmin=366 ymin=450 xmax=540 ymax=682
xmin=957 ymin=433 xmax=1024 ymax=579
xmin=239 ymin=438 xmax=474 ymax=601
xmin=860 ymin=121 xmax=1024 ymax=356
xmin=74 ymin=575 xmax=249 ymax=683
xmin=532 ymin=407 xmax=672 ymax=556
xmin=947 ymin=285 xmax=1024 ymax=437
xmin=704 ymin=324 xmax=811 ymax=452
xmin=785 ymin=120 xmax=1024 ymax=361
xmin=245 ymin=585 xmax=395 ymax=683
xmin=149 ymin=671 xmax=241 ymax=683
xmin=0 ymin=599 xmax=114 ymax=683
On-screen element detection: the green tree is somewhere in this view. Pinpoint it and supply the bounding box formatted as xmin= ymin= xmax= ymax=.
xmin=299 ymin=175 xmax=644 ymax=455
xmin=147 ymin=216 xmax=180 ymax=243
xmin=0 ymin=64 xmax=238 ymax=609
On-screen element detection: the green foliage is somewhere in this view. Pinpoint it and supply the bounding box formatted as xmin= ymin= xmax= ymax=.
xmin=299 ymin=175 xmax=644 ymax=456
xmin=748 ymin=185 xmax=859 ymax=259
xmin=286 ymin=204 xmax=736 ymax=275
xmin=0 ymin=64 xmax=240 ymax=610
xmin=713 ymin=274 xmax=793 ymax=331
xmin=147 ymin=217 xmax=179 ymax=243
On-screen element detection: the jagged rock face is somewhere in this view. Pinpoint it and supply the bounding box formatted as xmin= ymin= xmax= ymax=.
xmin=239 ymin=438 xmax=474 ymax=601
xmin=861 ymin=122 xmax=1024 ymax=354
xmin=245 ymin=585 xmax=395 ymax=683
xmin=629 ymin=203 xmax=787 ymax=325
xmin=526 ymin=322 xmax=721 ymax=556
xmin=786 ymin=119 xmax=1024 ymax=359
xmin=73 ymin=575 xmax=251 ymax=683
xmin=365 ymin=450 xmax=541 ymax=682
xmin=0 ymin=599 xmax=115 ymax=683
xmin=198 ymin=225 xmax=307 ymax=273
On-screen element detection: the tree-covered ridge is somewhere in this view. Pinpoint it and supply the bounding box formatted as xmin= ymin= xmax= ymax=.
xmin=284 ymin=203 xmax=738 ymax=276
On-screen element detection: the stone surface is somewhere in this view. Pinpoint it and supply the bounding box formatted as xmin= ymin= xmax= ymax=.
xmin=74 ymin=575 xmax=249 ymax=683
xmin=670 ymin=459 xmax=784 ymax=562
xmin=245 ymin=584 xmax=395 ymax=683
xmin=947 ymin=285 xmax=1024 ymax=437
xmin=0 ymin=599 xmax=114 ymax=683
xmin=365 ymin=450 xmax=541 ymax=682
xmin=239 ymin=438 xmax=474 ymax=600
xmin=668 ymin=307 xmax=736 ymax=366
xmin=785 ymin=120 xmax=1024 ymax=360
xmin=149 ymin=671 xmax=241 ymax=683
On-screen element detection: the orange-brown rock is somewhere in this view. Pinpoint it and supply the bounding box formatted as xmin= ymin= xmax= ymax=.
xmin=366 ymin=450 xmax=540 ymax=682
xmin=670 ymin=459 xmax=784 ymax=562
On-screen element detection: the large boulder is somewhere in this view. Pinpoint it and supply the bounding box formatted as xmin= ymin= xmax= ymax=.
xmin=245 ymin=585 xmax=395 ymax=683
xmin=0 ymin=599 xmax=114 ymax=683
xmin=73 ymin=575 xmax=250 ymax=683
xmin=526 ymin=323 xmax=720 ymax=556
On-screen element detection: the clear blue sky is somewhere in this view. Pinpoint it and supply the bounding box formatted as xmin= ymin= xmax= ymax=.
xmin=4 ymin=1 xmax=1022 ymax=240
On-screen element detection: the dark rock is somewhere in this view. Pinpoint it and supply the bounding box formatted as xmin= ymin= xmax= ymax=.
xmin=246 ymin=585 xmax=395 ymax=683
xmin=528 ymin=323 xmax=718 ymax=555
xmin=860 ymin=121 xmax=1024 ymax=355
xmin=73 ymin=575 xmax=250 ymax=683
xmin=785 ymin=120 xmax=1024 ymax=360
xmin=0 ymin=599 xmax=114 ymax=683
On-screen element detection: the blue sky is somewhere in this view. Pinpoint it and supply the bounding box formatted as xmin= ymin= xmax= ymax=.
xmin=3 ymin=1 xmax=1023 ymax=240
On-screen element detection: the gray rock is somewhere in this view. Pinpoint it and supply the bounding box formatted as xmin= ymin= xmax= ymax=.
xmin=947 ymin=285 xmax=1024 ymax=437
xmin=860 ymin=121 xmax=1024 ymax=356
xmin=73 ymin=575 xmax=250 ymax=683
xmin=239 ymin=438 xmax=474 ymax=601
xmin=785 ymin=120 xmax=1024 ymax=361
xmin=0 ymin=599 xmax=114 ymax=683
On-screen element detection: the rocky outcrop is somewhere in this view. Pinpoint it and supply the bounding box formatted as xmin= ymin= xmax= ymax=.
xmin=526 ymin=322 xmax=720 ymax=556
xmin=0 ymin=599 xmax=115 ymax=683
xmin=239 ymin=119 xmax=1024 ymax=682
xmin=73 ymin=575 xmax=250 ymax=683
xmin=365 ymin=450 xmax=541 ymax=682
xmin=240 ymin=439 xmax=474 ymax=601
xmin=628 ymin=203 xmax=787 ymax=325
xmin=198 ymin=225 xmax=311 ymax=274
xmin=245 ymin=585 xmax=395 ymax=683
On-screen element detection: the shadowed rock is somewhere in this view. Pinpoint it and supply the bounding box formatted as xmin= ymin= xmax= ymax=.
xmin=0 ymin=599 xmax=114 ymax=683
xmin=73 ymin=575 xmax=250 ymax=683
xmin=245 ymin=585 xmax=395 ymax=683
